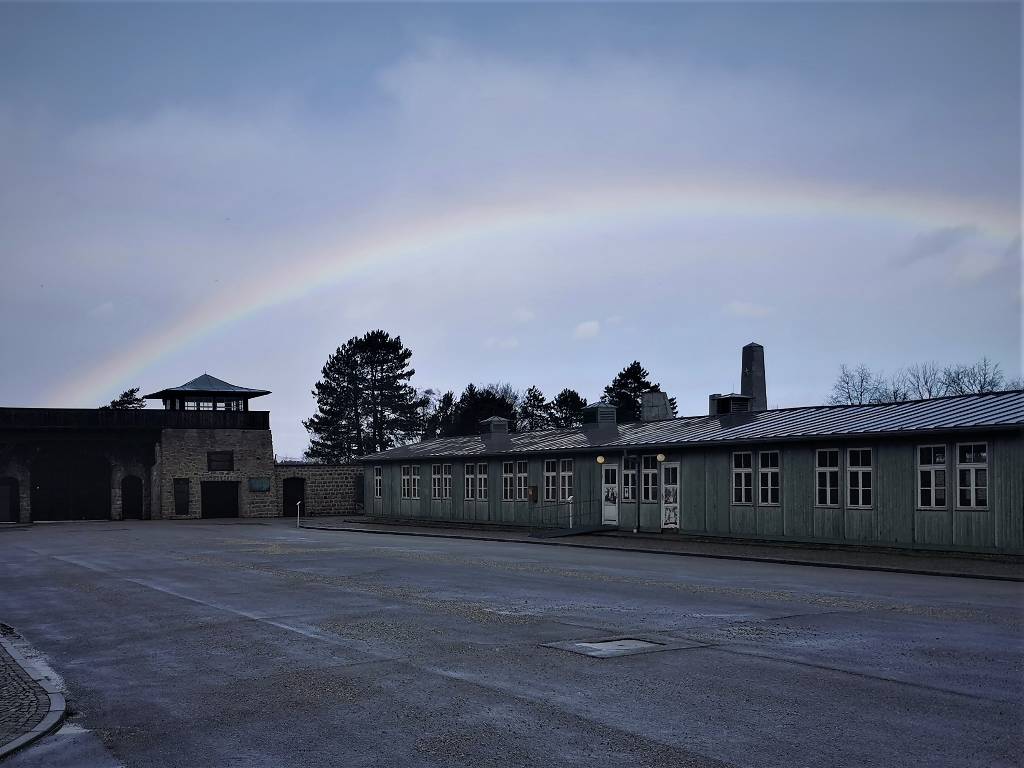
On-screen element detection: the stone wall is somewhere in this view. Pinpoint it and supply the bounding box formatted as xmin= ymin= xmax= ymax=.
xmin=274 ymin=463 xmax=362 ymax=517
xmin=156 ymin=428 xmax=277 ymax=518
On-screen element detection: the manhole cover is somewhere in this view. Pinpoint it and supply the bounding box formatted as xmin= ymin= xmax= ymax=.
xmin=544 ymin=636 xmax=705 ymax=658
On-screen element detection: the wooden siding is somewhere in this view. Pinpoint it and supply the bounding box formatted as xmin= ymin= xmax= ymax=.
xmin=364 ymin=429 xmax=1023 ymax=553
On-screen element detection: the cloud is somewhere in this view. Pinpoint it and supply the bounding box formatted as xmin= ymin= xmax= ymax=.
xmin=899 ymin=225 xmax=978 ymax=266
xmin=512 ymin=307 xmax=536 ymax=324
xmin=898 ymin=226 xmax=1019 ymax=283
xmin=723 ymin=301 xmax=773 ymax=318
xmin=484 ymin=336 xmax=520 ymax=350
xmin=573 ymin=320 xmax=600 ymax=339
xmin=88 ymin=301 xmax=115 ymax=318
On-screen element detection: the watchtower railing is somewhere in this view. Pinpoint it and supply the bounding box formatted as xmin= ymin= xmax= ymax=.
xmin=0 ymin=408 xmax=270 ymax=431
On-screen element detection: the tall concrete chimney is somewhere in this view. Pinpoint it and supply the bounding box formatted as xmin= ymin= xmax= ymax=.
xmin=740 ymin=342 xmax=767 ymax=412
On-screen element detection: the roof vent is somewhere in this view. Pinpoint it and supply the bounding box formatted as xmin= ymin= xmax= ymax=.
xmin=709 ymin=393 xmax=753 ymax=415
xmin=582 ymin=402 xmax=617 ymax=432
xmin=479 ymin=416 xmax=509 ymax=435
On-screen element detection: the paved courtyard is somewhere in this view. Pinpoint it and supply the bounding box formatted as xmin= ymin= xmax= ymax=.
xmin=0 ymin=520 xmax=1021 ymax=767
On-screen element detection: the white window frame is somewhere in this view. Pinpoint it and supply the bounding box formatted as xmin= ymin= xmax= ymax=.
xmin=477 ymin=462 xmax=488 ymax=501
xmin=623 ymin=457 xmax=638 ymax=502
xmin=464 ymin=463 xmax=476 ymax=500
xmin=373 ymin=466 xmax=382 ymax=499
xmin=543 ymin=460 xmax=558 ymax=502
xmin=515 ymin=460 xmax=528 ymax=502
xmin=502 ymin=461 xmax=515 ymax=501
xmin=847 ymin=448 xmax=872 ymax=509
xmin=442 ymin=464 xmax=452 ymax=500
xmin=431 ymin=464 xmax=443 ymax=500
xmin=758 ymin=451 xmax=780 ymax=506
xmin=559 ymin=459 xmax=574 ymax=501
xmin=815 ymin=449 xmax=840 ymax=507
xmin=401 ymin=465 xmax=412 ymax=499
xmin=732 ymin=452 xmax=753 ymax=505
xmin=411 ymin=465 xmax=420 ymax=499
xmin=641 ymin=455 xmax=659 ymax=502
xmin=956 ymin=442 xmax=988 ymax=509
xmin=918 ymin=445 xmax=946 ymax=509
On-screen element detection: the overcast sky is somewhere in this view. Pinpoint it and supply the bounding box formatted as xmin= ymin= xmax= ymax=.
xmin=1 ymin=3 xmax=1020 ymax=457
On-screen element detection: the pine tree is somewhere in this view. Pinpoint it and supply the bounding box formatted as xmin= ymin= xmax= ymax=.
xmin=422 ymin=390 xmax=456 ymax=440
xmin=304 ymin=340 xmax=364 ymax=462
xmin=602 ymin=362 xmax=676 ymax=422
xmin=304 ymin=331 xmax=426 ymax=462
xmin=517 ymin=386 xmax=550 ymax=431
xmin=359 ymin=330 xmax=426 ymax=453
xmin=101 ymin=387 xmax=146 ymax=410
xmin=439 ymin=383 xmax=520 ymax=436
xmin=549 ymin=388 xmax=587 ymax=428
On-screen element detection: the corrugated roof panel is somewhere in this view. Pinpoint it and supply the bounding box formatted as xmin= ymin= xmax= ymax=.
xmin=361 ymin=391 xmax=1024 ymax=461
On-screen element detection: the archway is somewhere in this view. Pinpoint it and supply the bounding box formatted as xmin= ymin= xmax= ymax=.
xmin=121 ymin=476 xmax=144 ymax=520
xmin=31 ymin=449 xmax=111 ymax=521
xmin=0 ymin=478 xmax=19 ymax=523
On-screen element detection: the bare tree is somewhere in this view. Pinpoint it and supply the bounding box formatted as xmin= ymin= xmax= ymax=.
xmin=942 ymin=358 xmax=1005 ymax=395
xmin=905 ymin=362 xmax=944 ymax=399
xmin=830 ymin=357 xmax=1017 ymax=405
xmin=827 ymin=364 xmax=880 ymax=405
xmin=870 ymin=369 xmax=912 ymax=404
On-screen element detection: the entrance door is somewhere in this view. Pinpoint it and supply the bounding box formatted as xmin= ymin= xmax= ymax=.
xmin=121 ymin=476 xmax=143 ymax=520
xmin=200 ymin=481 xmax=239 ymax=518
xmin=0 ymin=479 xmax=18 ymax=523
xmin=31 ymin=450 xmax=111 ymax=521
xmin=282 ymin=477 xmax=305 ymax=517
xmin=661 ymin=462 xmax=680 ymax=529
xmin=601 ymin=464 xmax=619 ymax=525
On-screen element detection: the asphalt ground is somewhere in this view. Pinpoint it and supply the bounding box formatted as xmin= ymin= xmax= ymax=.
xmin=1 ymin=519 xmax=1021 ymax=767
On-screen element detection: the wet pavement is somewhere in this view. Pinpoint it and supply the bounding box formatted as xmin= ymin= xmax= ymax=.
xmin=1 ymin=519 xmax=1021 ymax=767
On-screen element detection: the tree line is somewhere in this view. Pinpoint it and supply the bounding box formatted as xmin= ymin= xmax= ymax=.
xmin=303 ymin=330 xmax=678 ymax=463
xmin=827 ymin=358 xmax=1021 ymax=405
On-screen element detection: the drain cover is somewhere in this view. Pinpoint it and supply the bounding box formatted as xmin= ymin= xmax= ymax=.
xmin=544 ymin=636 xmax=703 ymax=658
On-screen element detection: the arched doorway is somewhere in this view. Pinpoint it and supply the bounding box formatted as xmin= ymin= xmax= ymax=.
xmin=0 ymin=478 xmax=19 ymax=523
xmin=121 ymin=476 xmax=144 ymax=520
xmin=282 ymin=477 xmax=305 ymax=517
xmin=31 ymin=449 xmax=111 ymax=521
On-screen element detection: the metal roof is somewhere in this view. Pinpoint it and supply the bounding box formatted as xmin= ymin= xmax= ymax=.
xmin=361 ymin=390 xmax=1024 ymax=461
xmin=143 ymin=374 xmax=270 ymax=399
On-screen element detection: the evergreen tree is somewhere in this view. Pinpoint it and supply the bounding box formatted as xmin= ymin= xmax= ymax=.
xmin=360 ymin=330 xmax=427 ymax=452
xmin=438 ymin=383 xmax=520 ymax=436
xmin=549 ymin=388 xmax=587 ymax=428
xmin=422 ymin=390 xmax=456 ymax=440
xmin=602 ymin=362 xmax=677 ymax=422
xmin=304 ymin=340 xmax=364 ymax=462
xmin=101 ymin=387 xmax=146 ymax=410
xmin=304 ymin=330 xmax=426 ymax=462
xmin=516 ymin=386 xmax=550 ymax=431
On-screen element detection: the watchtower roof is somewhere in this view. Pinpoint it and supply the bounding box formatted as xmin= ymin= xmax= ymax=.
xmin=143 ymin=374 xmax=270 ymax=400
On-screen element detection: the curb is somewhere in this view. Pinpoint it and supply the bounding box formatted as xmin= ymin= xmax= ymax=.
xmin=298 ymin=523 xmax=1024 ymax=582
xmin=0 ymin=635 xmax=67 ymax=760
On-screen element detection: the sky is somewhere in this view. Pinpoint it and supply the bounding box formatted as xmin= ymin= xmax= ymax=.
xmin=0 ymin=2 xmax=1020 ymax=458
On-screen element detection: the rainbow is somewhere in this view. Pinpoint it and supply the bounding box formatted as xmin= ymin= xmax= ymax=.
xmin=51 ymin=177 xmax=1020 ymax=406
